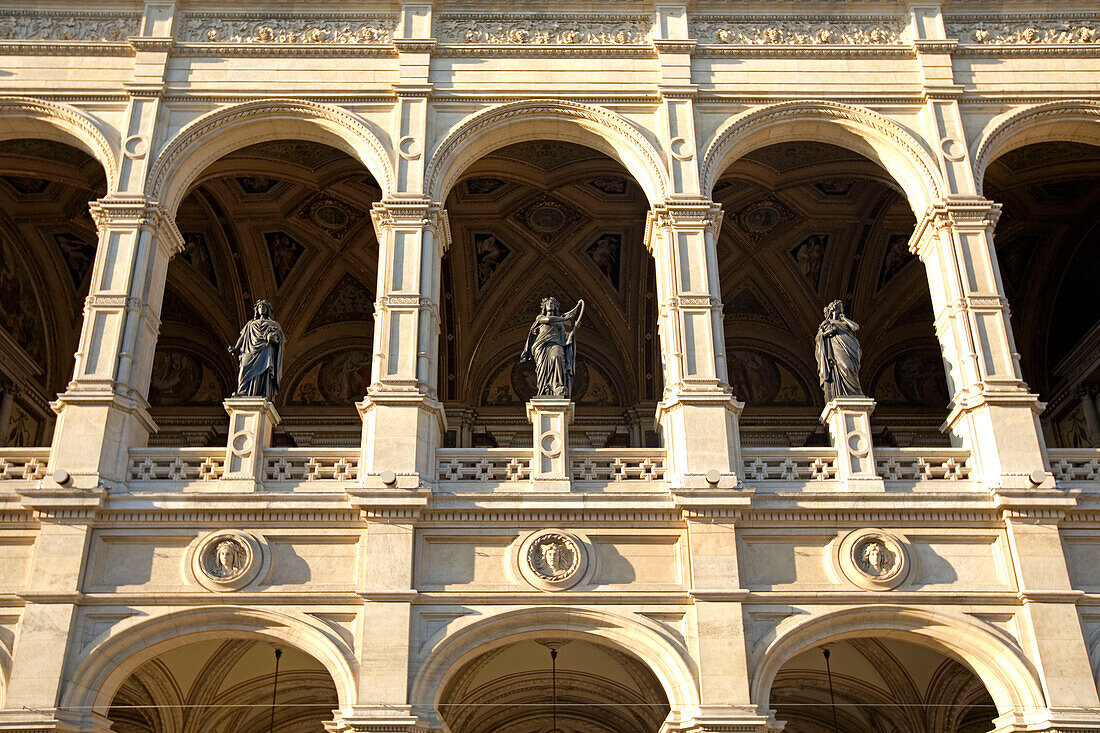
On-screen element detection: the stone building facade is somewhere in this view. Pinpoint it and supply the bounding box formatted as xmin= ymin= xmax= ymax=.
xmin=0 ymin=1 xmax=1098 ymax=732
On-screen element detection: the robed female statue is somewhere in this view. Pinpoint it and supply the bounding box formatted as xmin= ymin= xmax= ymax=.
xmin=229 ymin=299 xmax=285 ymax=398
xmin=815 ymin=299 xmax=864 ymax=402
xmin=520 ymin=296 xmax=585 ymax=398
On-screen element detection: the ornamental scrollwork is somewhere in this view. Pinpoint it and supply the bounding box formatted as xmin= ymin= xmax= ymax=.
xmin=437 ymin=14 xmax=651 ymax=45
xmin=690 ymin=17 xmax=904 ymax=45
xmin=0 ymin=11 xmax=140 ymax=42
xmin=947 ymin=19 xmax=1098 ymax=44
xmin=179 ymin=13 xmax=398 ymax=44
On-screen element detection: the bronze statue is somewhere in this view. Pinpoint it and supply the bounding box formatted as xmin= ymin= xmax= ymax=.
xmin=815 ymin=299 xmax=863 ymax=401
xmin=229 ymin=299 xmax=285 ymax=398
xmin=520 ymin=296 xmax=585 ymax=398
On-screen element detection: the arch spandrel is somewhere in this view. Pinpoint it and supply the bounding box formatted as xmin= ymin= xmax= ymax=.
xmin=147 ymin=99 xmax=396 ymax=215
xmin=750 ymin=605 xmax=1047 ymax=719
xmin=701 ymin=101 xmax=945 ymax=216
xmin=973 ymin=100 xmax=1100 ymax=197
xmin=61 ymin=606 xmax=359 ymax=719
xmin=410 ymin=607 xmax=701 ymax=716
xmin=0 ymin=98 xmax=118 ymax=193
xmin=425 ymin=99 xmax=670 ymax=206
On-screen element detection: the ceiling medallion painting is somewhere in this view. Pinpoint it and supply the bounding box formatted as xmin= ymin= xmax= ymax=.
xmin=513 ymin=193 xmax=583 ymax=244
xmin=473 ymin=232 xmax=510 ymax=288
xmin=2 ymin=175 xmax=50 ymax=195
xmin=736 ymin=196 xmax=795 ymax=241
xmin=179 ymin=232 xmax=218 ymax=286
xmin=235 ymin=175 xmax=278 ymax=195
xmin=263 ymin=230 xmax=306 ymax=288
xmin=588 ymin=176 xmax=631 ymax=197
xmin=464 ymin=177 xmax=508 ymax=196
xmin=51 ymin=231 xmax=95 ymax=289
xmin=789 ymin=234 xmax=828 ymax=291
xmin=586 ymin=233 xmax=622 ymax=290
xmin=813 ymin=178 xmax=856 ymax=197
xmin=0 ymin=244 xmax=45 ymax=362
xmin=308 ymin=273 xmax=374 ymax=330
xmin=877 ymin=232 xmax=915 ymax=290
xmin=297 ymin=194 xmax=362 ymax=239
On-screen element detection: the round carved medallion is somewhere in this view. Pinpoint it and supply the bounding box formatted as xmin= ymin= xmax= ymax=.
xmin=516 ymin=530 xmax=589 ymax=591
xmin=834 ymin=529 xmax=912 ymax=591
xmin=188 ymin=530 xmax=266 ymax=592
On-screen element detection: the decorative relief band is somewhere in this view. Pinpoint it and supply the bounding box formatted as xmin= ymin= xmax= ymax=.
xmin=946 ymin=18 xmax=1099 ymax=45
xmin=690 ymin=16 xmax=904 ymax=45
xmin=0 ymin=10 xmax=140 ymax=42
xmin=179 ymin=13 xmax=397 ymax=44
xmin=436 ymin=14 xmax=651 ymax=46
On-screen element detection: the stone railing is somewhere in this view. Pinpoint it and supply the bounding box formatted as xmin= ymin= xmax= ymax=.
xmin=435 ymin=448 xmax=533 ymax=485
xmin=263 ymin=448 xmax=359 ymax=483
xmin=1048 ymin=448 xmax=1100 ymax=483
xmin=0 ymin=447 xmax=50 ymax=482
xmin=741 ymin=448 xmax=838 ymax=482
xmin=128 ymin=447 xmax=225 ymax=482
xmin=571 ymin=449 xmax=666 ymax=483
xmin=128 ymin=447 xmax=362 ymax=489
xmin=875 ymin=447 xmax=973 ymax=481
xmin=739 ymin=446 xmax=973 ymax=486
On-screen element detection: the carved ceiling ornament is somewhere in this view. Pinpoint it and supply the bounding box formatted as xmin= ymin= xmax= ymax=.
xmin=833 ymin=528 xmax=912 ymax=591
xmin=188 ymin=529 xmax=267 ymax=592
xmin=437 ymin=14 xmax=651 ymax=46
xmin=179 ymin=12 xmax=397 ymax=44
xmin=516 ymin=529 xmax=589 ymax=591
xmin=0 ymin=10 xmax=140 ymax=42
xmin=691 ymin=16 xmax=904 ymax=46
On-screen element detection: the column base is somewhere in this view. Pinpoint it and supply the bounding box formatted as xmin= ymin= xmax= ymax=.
xmin=656 ymin=390 xmax=743 ymax=489
xmin=663 ymin=706 xmax=780 ymax=733
xmin=358 ymin=390 xmax=445 ymax=489
xmin=527 ymin=397 xmax=574 ymax=488
xmin=328 ymin=706 xmax=445 ymax=733
xmin=49 ymin=389 xmax=157 ymax=490
xmin=821 ymin=396 xmax=882 ymax=490
xmin=221 ymin=397 xmax=280 ymax=488
xmin=943 ymin=388 xmax=1049 ymax=489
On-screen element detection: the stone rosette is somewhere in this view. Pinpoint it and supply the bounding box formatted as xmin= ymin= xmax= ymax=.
xmin=516 ymin=529 xmax=589 ymax=591
xmin=187 ymin=529 xmax=267 ymax=592
xmin=833 ymin=528 xmax=912 ymax=591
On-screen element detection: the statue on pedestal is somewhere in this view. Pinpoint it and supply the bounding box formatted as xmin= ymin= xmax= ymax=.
xmin=229 ymin=299 xmax=285 ymax=398
xmin=520 ymin=296 xmax=585 ymax=398
xmin=815 ymin=299 xmax=863 ymax=402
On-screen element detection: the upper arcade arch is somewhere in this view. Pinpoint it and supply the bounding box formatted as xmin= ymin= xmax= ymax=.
xmin=147 ymin=99 xmax=395 ymax=215
xmin=702 ymin=101 xmax=946 ymax=216
xmin=60 ymin=606 xmax=358 ymax=722
xmin=410 ymin=607 xmax=700 ymax=719
xmin=750 ymin=605 xmax=1048 ymax=721
xmin=0 ymin=97 xmax=117 ymax=192
xmin=973 ymin=100 xmax=1100 ymax=197
xmin=424 ymin=99 xmax=670 ymax=206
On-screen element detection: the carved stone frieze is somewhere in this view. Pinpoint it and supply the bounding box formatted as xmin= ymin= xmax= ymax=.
xmin=179 ymin=13 xmax=397 ymax=44
xmin=690 ymin=16 xmax=904 ymax=45
xmin=0 ymin=10 xmax=140 ymax=42
xmin=437 ymin=14 xmax=651 ymax=45
xmin=947 ymin=18 xmax=1099 ymax=45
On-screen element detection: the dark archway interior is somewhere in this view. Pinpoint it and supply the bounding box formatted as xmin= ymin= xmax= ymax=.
xmin=771 ymin=638 xmax=996 ymax=733
xmin=714 ymin=141 xmax=949 ymax=447
xmin=107 ymin=638 xmax=338 ymax=733
xmin=438 ymin=638 xmax=670 ymax=733
xmin=0 ymin=138 xmax=106 ymax=446
xmin=984 ymin=141 xmax=1100 ymax=447
xmin=440 ymin=140 xmax=661 ymax=449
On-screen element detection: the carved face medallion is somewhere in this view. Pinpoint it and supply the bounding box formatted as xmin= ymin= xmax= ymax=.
xmin=526 ymin=533 xmax=581 ymax=582
xmin=835 ymin=530 xmax=910 ymax=591
xmin=189 ymin=530 xmax=265 ymax=592
xmin=206 ymin=538 xmax=248 ymax=581
xmin=854 ymin=538 xmax=895 ymax=578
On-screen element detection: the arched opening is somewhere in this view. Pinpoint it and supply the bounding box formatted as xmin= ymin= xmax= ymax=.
xmin=770 ymin=637 xmax=996 ymax=733
xmin=149 ymin=139 xmax=383 ymax=445
xmin=982 ymin=139 xmax=1100 ymax=447
xmin=106 ymin=638 xmax=338 ymax=733
xmin=712 ymin=140 xmax=949 ymax=446
xmin=438 ymin=638 xmax=670 ymax=733
xmin=439 ymin=140 xmax=661 ymax=448
xmin=0 ymin=137 xmax=107 ymax=445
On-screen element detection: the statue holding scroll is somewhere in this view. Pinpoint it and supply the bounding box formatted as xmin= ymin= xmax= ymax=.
xmin=815 ymin=299 xmax=863 ymax=402
xmin=520 ymin=296 xmax=585 ymax=398
xmin=229 ymin=299 xmax=285 ymax=399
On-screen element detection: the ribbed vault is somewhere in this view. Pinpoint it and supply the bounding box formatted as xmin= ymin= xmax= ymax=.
xmin=438 ymin=639 xmax=670 ymax=733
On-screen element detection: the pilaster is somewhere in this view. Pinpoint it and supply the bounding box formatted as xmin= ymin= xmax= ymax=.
xmin=526 ymin=398 xmax=574 ymax=491
xmin=48 ymin=196 xmax=183 ymax=489
xmin=221 ymin=397 xmax=280 ymax=489
xmin=360 ymin=200 xmax=448 ymax=485
xmin=822 ymin=397 xmax=884 ymax=491
xmin=911 ymin=199 xmax=1046 ymax=488
xmin=647 ymin=201 xmax=742 ymax=488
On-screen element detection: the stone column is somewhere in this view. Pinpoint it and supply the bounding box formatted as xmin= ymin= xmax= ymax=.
xmin=527 ymin=397 xmax=574 ymax=491
xmin=221 ymin=397 xmax=280 ymax=489
xmin=647 ymin=201 xmax=743 ymax=489
xmin=822 ymin=397 xmax=884 ymax=491
xmin=48 ymin=197 xmax=183 ymax=490
xmin=911 ymin=200 xmax=1046 ymax=488
xmin=358 ymin=200 xmax=449 ymax=488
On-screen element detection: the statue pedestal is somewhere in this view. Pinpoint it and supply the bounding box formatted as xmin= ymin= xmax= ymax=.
xmin=222 ymin=397 xmax=280 ymax=489
xmin=526 ymin=398 xmax=574 ymax=492
xmin=821 ymin=397 xmax=883 ymax=491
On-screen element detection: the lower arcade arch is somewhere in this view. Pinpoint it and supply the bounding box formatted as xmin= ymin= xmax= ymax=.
xmin=61 ymin=607 xmax=357 ymax=731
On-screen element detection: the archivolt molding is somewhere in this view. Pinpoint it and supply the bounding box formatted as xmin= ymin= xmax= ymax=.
xmin=973 ymin=100 xmax=1100 ymax=196
xmin=424 ymin=99 xmax=669 ymax=205
xmin=146 ymin=99 xmax=395 ymax=214
xmin=61 ymin=605 xmax=358 ymax=719
xmin=0 ymin=97 xmax=117 ymax=190
xmin=750 ymin=605 xmax=1047 ymax=718
xmin=701 ymin=100 xmax=944 ymax=215
xmin=410 ymin=606 xmax=700 ymax=714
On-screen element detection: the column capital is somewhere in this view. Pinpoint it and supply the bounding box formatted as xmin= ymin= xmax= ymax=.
xmin=911 ymin=197 xmax=1001 ymax=256
xmin=370 ymin=199 xmax=450 ymax=251
xmin=88 ymin=195 xmax=184 ymax=256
